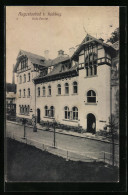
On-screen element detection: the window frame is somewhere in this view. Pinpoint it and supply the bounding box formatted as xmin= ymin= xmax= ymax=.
xmin=65 ymin=83 xmax=69 ymax=94
xmin=42 ymin=86 xmax=46 ymax=96
xmin=44 ymin=105 xmax=48 ymax=117
xmin=38 ymin=87 xmax=40 ymax=97
xmin=72 ymin=107 xmax=78 ymax=120
xmin=73 ymin=81 xmax=78 ymax=94
xmin=87 ymin=90 xmax=96 ymax=103
xmin=57 ymin=84 xmax=61 ymax=95
xmin=48 ymin=85 xmax=51 ymax=96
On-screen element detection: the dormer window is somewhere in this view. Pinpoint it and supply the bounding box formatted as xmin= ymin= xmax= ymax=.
xmin=34 ymin=64 xmax=39 ymax=71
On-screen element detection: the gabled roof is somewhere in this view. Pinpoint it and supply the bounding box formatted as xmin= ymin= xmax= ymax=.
xmin=14 ymin=50 xmax=46 ymax=72
xmin=71 ymin=34 xmax=116 ymax=59
xmin=14 ymin=50 xmax=70 ymax=72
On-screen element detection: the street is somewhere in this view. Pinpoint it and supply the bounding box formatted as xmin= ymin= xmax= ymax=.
xmin=6 ymin=121 xmax=119 ymax=163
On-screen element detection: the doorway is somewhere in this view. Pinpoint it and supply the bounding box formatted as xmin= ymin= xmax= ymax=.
xmin=37 ymin=108 xmax=40 ymax=123
xmin=87 ymin=113 xmax=96 ymax=134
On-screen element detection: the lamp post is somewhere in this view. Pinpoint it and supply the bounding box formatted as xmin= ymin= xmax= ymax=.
xmin=22 ymin=118 xmax=27 ymax=139
xmin=53 ymin=119 xmax=57 ymax=148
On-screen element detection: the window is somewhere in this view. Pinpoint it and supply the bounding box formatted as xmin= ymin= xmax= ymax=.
xmin=38 ymin=87 xmax=40 ymax=96
xmin=27 ymin=105 xmax=30 ymax=114
xmin=64 ymin=106 xmax=70 ymax=119
xmin=72 ymin=107 xmax=78 ymax=120
xmin=20 ymin=105 xmax=30 ymax=115
xmin=45 ymin=106 xmax=48 ymax=116
xmin=50 ymin=106 xmax=55 ymax=117
xmin=19 ymin=89 xmax=21 ymax=98
xmin=57 ymin=84 xmax=61 ymax=95
xmin=28 ymin=88 xmax=30 ymax=97
xmin=25 ymin=105 xmax=27 ymax=114
xmin=73 ymin=81 xmax=78 ymax=94
xmin=87 ymin=90 xmax=96 ymax=103
xmin=85 ymin=53 xmax=97 ymax=77
xmin=34 ymin=64 xmax=38 ymax=71
xmin=42 ymin=86 xmax=45 ymax=96
xmin=24 ymin=74 xmax=26 ymax=82
xmin=23 ymin=89 xmax=26 ymax=97
xmin=28 ymin=73 xmax=30 ymax=82
xmin=48 ymin=85 xmax=51 ymax=96
xmin=65 ymin=83 xmax=69 ymax=94
xmin=19 ymin=75 xmax=22 ymax=84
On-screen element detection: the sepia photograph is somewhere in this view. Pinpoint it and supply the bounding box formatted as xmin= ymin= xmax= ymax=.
xmin=5 ymin=6 xmax=120 ymax=183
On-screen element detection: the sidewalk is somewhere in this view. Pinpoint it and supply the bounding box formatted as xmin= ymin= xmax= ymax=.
xmin=36 ymin=123 xmax=119 ymax=145
xmin=6 ymin=120 xmax=119 ymax=145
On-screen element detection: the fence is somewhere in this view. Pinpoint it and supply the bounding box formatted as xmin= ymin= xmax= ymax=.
xmin=6 ymin=130 xmax=119 ymax=167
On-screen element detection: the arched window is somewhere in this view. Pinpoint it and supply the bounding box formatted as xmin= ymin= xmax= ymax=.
xmin=20 ymin=75 xmax=22 ymax=84
xmin=73 ymin=81 xmax=78 ymax=94
xmin=38 ymin=87 xmax=40 ymax=96
xmin=24 ymin=74 xmax=26 ymax=83
xmin=87 ymin=90 xmax=96 ymax=103
xmin=23 ymin=89 xmax=26 ymax=97
xmin=50 ymin=106 xmax=55 ymax=117
xmin=72 ymin=107 xmax=78 ymax=120
xmin=25 ymin=105 xmax=27 ymax=114
xmin=19 ymin=89 xmax=21 ymax=98
xmin=64 ymin=106 xmax=70 ymax=119
xmin=57 ymin=84 xmax=61 ymax=95
xmin=22 ymin=105 xmax=24 ymax=114
xmin=44 ymin=105 xmax=48 ymax=117
xmin=65 ymin=83 xmax=69 ymax=94
xmin=42 ymin=86 xmax=45 ymax=96
xmin=28 ymin=73 xmax=30 ymax=81
xmin=28 ymin=88 xmax=30 ymax=97
xmin=48 ymin=85 xmax=51 ymax=96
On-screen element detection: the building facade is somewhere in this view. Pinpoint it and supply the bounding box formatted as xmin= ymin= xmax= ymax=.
xmin=6 ymin=83 xmax=17 ymax=118
xmin=14 ymin=34 xmax=118 ymax=133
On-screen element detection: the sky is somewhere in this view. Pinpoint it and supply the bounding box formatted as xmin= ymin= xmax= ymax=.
xmin=6 ymin=6 xmax=119 ymax=83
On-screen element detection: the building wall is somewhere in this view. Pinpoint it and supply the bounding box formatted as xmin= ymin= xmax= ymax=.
xmin=16 ymin=59 xmax=38 ymax=119
xmin=36 ymin=63 xmax=111 ymax=132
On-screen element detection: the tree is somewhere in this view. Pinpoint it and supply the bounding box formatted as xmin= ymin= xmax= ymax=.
xmin=108 ymin=114 xmax=119 ymax=166
xmin=107 ymin=28 xmax=119 ymax=44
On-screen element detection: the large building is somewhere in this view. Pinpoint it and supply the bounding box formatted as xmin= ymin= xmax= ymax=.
xmin=14 ymin=34 xmax=118 ymax=134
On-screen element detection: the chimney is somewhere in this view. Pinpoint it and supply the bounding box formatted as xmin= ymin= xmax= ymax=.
xmin=58 ymin=50 xmax=64 ymax=57
xmin=69 ymin=47 xmax=75 ymax=57
xmin=99 ymin=38 xmax=104 ymax=43
xmin=44 ymin=50 xmax=49 ymax=60
xmin=12 ymin=64 xmax=15 ymax=84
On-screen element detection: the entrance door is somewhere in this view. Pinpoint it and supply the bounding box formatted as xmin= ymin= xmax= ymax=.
xmin=87 ymin=113 xmax=96 ymax=134
xmin=37 ymin=109 xmax=40 ymax=123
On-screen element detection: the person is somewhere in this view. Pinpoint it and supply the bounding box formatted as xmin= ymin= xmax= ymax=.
xmin=92 ymin=122 xmax=96 ymax=134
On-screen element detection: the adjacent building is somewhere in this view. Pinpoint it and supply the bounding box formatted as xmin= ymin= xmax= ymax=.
xmin=14 ymin=34 xmax=118 ymax=133
xmin=6 ymin=83 xmax=17 ymax=117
